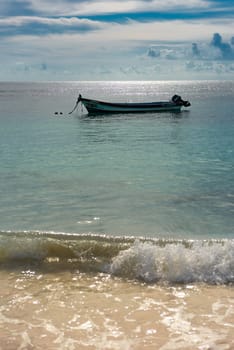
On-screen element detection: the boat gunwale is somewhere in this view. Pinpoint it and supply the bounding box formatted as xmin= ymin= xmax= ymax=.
xmin=80 ymin=97 xmax=175 ymax=109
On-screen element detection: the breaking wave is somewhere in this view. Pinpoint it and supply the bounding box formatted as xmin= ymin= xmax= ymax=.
xmin=0 ymin=230 xmax=233 ymax=285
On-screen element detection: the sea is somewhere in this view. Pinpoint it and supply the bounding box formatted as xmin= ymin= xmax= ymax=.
xmin=0 ymin=80 xmax=233 ymax=349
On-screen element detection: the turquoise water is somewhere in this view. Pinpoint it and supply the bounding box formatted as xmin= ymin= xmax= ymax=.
xmin=1 ymin=81 xmax=233 ymax=237
xmin=1 ymin=81 xmax=234 ymax=350
xmin=0 ymin=81 xmax=234 ymax=284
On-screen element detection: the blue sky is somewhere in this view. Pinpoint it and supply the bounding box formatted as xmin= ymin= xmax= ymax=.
xmin=0 ymin=0 xmax=234 ymax=80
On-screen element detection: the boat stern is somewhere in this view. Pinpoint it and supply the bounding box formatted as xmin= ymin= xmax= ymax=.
xmin=171 ymin=95 xmax=191 ymax=107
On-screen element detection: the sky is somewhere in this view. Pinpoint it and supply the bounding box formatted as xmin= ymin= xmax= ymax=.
xmin=0 ymin=0 xmax=234 ymax=80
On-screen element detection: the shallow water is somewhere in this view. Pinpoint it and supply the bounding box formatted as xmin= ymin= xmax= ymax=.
xmin=0 ymin=81 xmax=234 ymax=237
xmin=0 ymin=81 xmax=234 ymax=348
xmin=1 ymin=269 xmax=233 ymax=349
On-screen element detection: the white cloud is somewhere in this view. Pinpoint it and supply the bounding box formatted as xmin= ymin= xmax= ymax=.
xmin=1 ymin=15 xmax=233 ymax=43
xmin=83 ymin=17 xmax=234 ymax=42
xmin=185 ymin=60 xmax=234 ymax=75
xmin=146 ymin=41 xmax=234 ymax=62
xmin=1 ymin=3 xmax=234 ymax=81
xmin=23 ymin=0 xmax=210 ymax=16
xmin=0 ymin=15 xmax=105 ymax=32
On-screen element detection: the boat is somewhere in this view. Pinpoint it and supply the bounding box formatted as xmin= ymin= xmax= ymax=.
xmin=69 ymin=94 xmax=191 ymax=115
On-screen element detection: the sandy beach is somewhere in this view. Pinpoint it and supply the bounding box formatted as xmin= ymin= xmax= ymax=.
xmin=1 ymin=269 xmax=233 ymax=350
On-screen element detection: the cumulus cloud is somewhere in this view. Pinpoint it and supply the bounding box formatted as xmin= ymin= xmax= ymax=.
xmin=143 ymin=32 xmax=234 ymax=78
xmin=147 ymin=47 xmax=160 ymax=58
xmin=193 ymin=33 xmax=234 ymax=60
xmin=1 ymin=1 xmax=234 ymax=82
xmin=192 ymin=43 xmax=200 ymax=57
xmin=184 ymin=34 xmax=234 ymax=76
xmin=146 ymin=33 xmax=234 ymax=62
xmin=146 ymin=44 xmax=189 ymax=61
xmin=210 ymin=33 xmax=234 ymax=59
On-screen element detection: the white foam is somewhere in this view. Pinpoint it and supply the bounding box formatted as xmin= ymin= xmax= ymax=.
xmin=110 ymin=240 xmax=234 ymax=284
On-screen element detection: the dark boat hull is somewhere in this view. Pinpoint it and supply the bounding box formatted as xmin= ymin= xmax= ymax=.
xmin=68 ymin=94 xmax=190 ymax=116
xmin=81 ymin=98 xmax=182 ymax=115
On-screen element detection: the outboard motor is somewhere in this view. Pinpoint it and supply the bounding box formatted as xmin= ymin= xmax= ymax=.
xmin=172 ymin=95 xmax=191 ymax=107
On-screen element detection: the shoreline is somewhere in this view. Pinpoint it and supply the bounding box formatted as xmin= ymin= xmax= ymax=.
xmin=0 ymin=270 xmax=233 ymax=349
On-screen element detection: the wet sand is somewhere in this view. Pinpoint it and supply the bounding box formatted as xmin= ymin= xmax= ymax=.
xmin=0 ymin=269 xmax=233 ymax=349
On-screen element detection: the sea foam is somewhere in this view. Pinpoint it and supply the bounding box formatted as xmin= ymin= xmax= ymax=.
xmin=110 ymin=239 xmax=234 ymax=284
xmin=0 ymin=231 xmax=233 ymax=284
